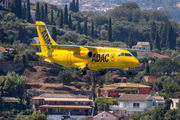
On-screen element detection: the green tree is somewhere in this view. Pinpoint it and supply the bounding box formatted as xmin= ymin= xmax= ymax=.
xmin=57 ymin=10 xmax=59 ymax=18
xmin=91 ymin=22 xmax=94 ymax=38
xmin=83 ymin=20 xmax=87 ymax=36
xmin=77 ymin=18 xmax=81 ymax=33
xmin=130 ymin=114 xmax=141 ymax=120
xmin=164 ymin=109 xmax=177 ymax=120
xmin=153 ymin=31 xmax=160 ymax=50
xmin=51 ymin=22 xmax=56 ymax=41
xmin=151 ymin=106 xmax=167 ymax=120
xmin=72 ymin=0 xmax=76 ymax=12
xmin=64 ymin=4 xmax=68 ymax=25
xmin=18 ymin=0 xmax=22 ymax=18
xmin=174 ymin=73 xmax=180 ymax=86
xmin=119 ymin=2 xmax=139 ymax=11
xmin=69 ymin=2 xmax=73 ymax=11
xmin=76 ymin=0 xmax=79 ymax=12
xmin=44 ymin=3 xmax=48 ymax=23
xmin=26 ymin=0 xmax=31 ymax=22
xmin=94 ymin=97 xmax=113 ymax=111
xmin=23 ymin=2 xmax=26 ymax=19
xmin=50 ymin=9 xmax=53 ymax=24
xmin=150 ymin=20 xmax=156 ymax=48
xmin=145 ymin=63 xmax=150 ymax=73
xmin=108 ymin=18 xmax=112 ymax=42
xmin=68 ymin=14 xmax=72 ymax=30
xmin=0 ymin=28 xmax=8 ymax=43
xmin=40 ymin=4 xmax=44 ymax=21
xmin=57 ymin=67 xmax=73 ymax=85
xmin=60 ymin=10 xmax=63 ymax=28
xmin=23 ymin=92 xmax=32 ymax=105
xmin=160 ymin=21 xmax=168 ymax=48
xmin=27 ymin=111 xmax=47 ymax=120
xmin=165 ymin=98 xmax=172 ymax=110
xmin=22 ymin=54 xmax=26 ymax=67
xmin=35 ymin=2 xmax=40 ymax=21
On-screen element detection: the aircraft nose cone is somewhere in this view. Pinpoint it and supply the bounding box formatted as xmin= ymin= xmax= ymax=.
xmin=134 ymin=58 xmax=140 ymax=67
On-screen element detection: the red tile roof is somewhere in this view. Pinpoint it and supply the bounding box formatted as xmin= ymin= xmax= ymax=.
xmin=112 ymin=75 xmax=127 ymax=80
xmin=0 ymin=46 xmax=6 ymax=52
xmin=85 ymin=116 xmax=94 ymax=120
xmin=143 ymin=52 xmax=170 ymax=58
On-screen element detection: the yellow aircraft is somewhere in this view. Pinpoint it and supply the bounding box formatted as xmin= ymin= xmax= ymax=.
xmin=22 ymin=21 xmax=140 ymax=75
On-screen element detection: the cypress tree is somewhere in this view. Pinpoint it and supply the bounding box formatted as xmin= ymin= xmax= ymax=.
xmin=149 ymin=20 xmax=156 ymax=48
xmin=108 ymin=18 xmax=112 ymax=42
xmin=76 ymin=0 xmax=79 ymax=12
xmin=44 ymin=3 xmax=48 ymax=23
xmin=69 ymin=2 xmax=73 ymax=11
xmin=69 ymin=14 xmax=72 ymax=30
xmin=160 ymin=21 xmax=168 ymax=48
xmin=127 ymin=30 xmax=135 ymax=47
xmin=57 ymin=10 xmax=59 ymax=18
xmin=63 ymin=4 xmax=68 ymax=25
xmin=91 ymin=22 xmax=94 ymax=38
xmin=60 ymin=10 xmax=63 ymax=28
xmin=145 ymin=63 xmax=150 ymax=74
xmin=40 ymin=5 xmax=44 ymax=21
xmin=17 ymin=0 xmax=22 ymax=18
xmin=51 ymin=22 xmax=56 ymax=41
xmin=23 ymin=2 xmax=26 ymax=19
xmin=26 ymin=0 xmax=31 ymax=22
xmin=72 ymin=0 xmax=76 ymax=12
xmin=77 ymin=19 xmax=81 ymax=33
xmin=83 ymin=20 xmax=87 ymax=36
xmin=35 ymin=2 xmax=40 ymax=21
xmin=50 ymin=9 xmax=53 ymax=24
xmin=153 ymin=31 xmax=160 ymax=50
xmin=10 ymin=0 xmax=15 ymax=13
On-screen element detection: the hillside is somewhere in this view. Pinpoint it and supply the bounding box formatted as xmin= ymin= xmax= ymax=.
xmin=17 ymin=65 xmax=92 ymax=94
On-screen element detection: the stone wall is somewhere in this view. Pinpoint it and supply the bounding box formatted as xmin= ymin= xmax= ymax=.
xmin=0 ymin=61 xmax=24 ymax=72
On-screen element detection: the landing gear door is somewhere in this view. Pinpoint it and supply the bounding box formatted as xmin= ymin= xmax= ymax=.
xmin=67 ymin=53 xmax=72 ymax=65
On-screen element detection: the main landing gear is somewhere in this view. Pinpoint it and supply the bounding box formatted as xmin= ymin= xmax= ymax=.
xmin=81 ymin=69 xmax=87 ymax=75
xmin=127 ymin=68 xmax=133 ymax=75
xmin=98 ymin=70 xmax=105 ymax=76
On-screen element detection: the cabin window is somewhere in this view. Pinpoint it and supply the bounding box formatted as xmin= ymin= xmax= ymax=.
xmin=125 ymin=53 xmax=132 ymax=57
xmin=118 ymin=53 xmax=124 ymax=57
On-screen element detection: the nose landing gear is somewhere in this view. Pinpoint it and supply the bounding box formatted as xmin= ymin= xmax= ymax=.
xmin=127 ymin=68 xmax=133 ymax=75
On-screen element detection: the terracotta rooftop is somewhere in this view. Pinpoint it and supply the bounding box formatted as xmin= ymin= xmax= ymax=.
xmin=112 ymin=75 xmax=127 ymax=80
xmin=0 ymin=46 xmax=6 ymax=52
xmin=132 ymin=42 xmax=149 ymax=47
xmin=85 ymin=116 xmax=94 ymax=120
xmin=100 ymin=82 xmax=150 ymax=90
xmin=2 ymin=97 xmax=19 ymax=103
xmin=118 ymin=94 xmax=150 ymax=101
xmin=95 ymin=111 xmax=119 ymax=119
xmin=143 ymin=52 xmax=170 ymax=58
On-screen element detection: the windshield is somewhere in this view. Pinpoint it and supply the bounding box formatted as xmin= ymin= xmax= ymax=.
xmin=125 ymin=53 xmax=132 ymax=57
xmin=118 ymin=53 xmax=124 ymax=57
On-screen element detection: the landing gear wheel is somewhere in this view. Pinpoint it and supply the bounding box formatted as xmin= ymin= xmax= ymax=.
xmin=81 ymin=70 xmax=86 ymax=75
xmin=127 ymin=71 xmax=132 ymax=75
xmin=98 ymin=71 xmax=105 ymax=76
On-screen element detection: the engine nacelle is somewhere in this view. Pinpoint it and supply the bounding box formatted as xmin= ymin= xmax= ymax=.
xmin=73 ymin=51 xmax=93 ymax=59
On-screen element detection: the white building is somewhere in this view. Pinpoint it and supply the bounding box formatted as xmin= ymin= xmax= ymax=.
xmin=153 ymin=93 xmax=165 ymax=107
xmin=170 ymin=98 xmax=180 ymax=109
xmin=109 ymin=94 xmax=156 ymax=116
xmin=132 ymin=42 xmax=150 ymax=57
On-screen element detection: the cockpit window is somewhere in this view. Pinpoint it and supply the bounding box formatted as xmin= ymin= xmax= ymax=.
xmin=125 ymin=53 xmax=132 ymax=56
xmin=118 ymin=53 xmax=124 ymax=57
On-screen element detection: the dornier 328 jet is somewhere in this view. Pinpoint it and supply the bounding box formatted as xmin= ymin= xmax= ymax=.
xmin=22 ymin=21 xmax=140 ymax=75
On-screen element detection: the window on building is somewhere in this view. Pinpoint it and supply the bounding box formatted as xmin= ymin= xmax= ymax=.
xmin=101 ymin=114 xmax=104 ymax=118
xmin=143 ymin=48 xmax=145 ymax=49
xmin=106 ymin=114 xmax=108 ymax=117
xmin=139 ymin=48 xmax=141 ymax=50
xmin=135 ymin=89 xmax=139 ymax=94
xmin=72 ymin=109 xmax=79 ymax=112
xmin=176 ymin=102 xmax=178 ymax=107
xmin=133 ymin=103 xmax=140 ymax=108
xmin=62 ymin=101 xmax=66 ymax=105
xmin=55 ymin=101 xmax=59 ymax=104
xmin=130 ymin=91 xmax=133 ymax=94
xmin=81 ymin=102 xmax=83 ymax=105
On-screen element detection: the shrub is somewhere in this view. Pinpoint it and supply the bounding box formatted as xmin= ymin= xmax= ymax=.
xmin=85 ymin=83 xmax=90 ymax=90
xmin=74 ymin=83 xmax=82 ymax=89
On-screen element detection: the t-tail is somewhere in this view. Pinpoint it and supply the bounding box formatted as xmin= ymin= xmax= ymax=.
xmin=35 ymin=21 xmax=57 ymax=52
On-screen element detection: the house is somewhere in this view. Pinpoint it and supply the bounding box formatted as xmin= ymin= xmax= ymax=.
xmin=2 ymin=97 xmax=19 ymax=103
xmin=0 ymin=0 xmax=9 ymax=9
xmin=109 ymin=94 xmax=156 ymax=116
xmin=112 ymin=75 xmax=127 ymax=83
xmin=142 ymin=52 xmax=170 ymax=59
xmin=0 ymin=46 xmax=8 ymax=59
xmin=135 ymin=63 xmax=145 ymax=71
xmin=132 ymin=42 xmax=150 ymax=57
xmin=153 ymin=93 xmax=165 ymax=107
xmin=100 ymin=83 xmax=151 ymax=98
xmin=143 ymin=73 xmax=160 ymax=83
xmin=31 ymin=93 xmax=94 ymax=120
xmin=85 ymin=111 xmax=133 ymax=120
xmin=170 ymin=98 xmax=180 ymax=109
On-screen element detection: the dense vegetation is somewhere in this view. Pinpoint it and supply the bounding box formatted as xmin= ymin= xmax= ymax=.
xmin=1 ymin=0 xmax=180 ymax=119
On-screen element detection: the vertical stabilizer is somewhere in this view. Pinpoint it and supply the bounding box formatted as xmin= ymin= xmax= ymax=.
xmin=36 ymin=21 xmax=57 ymax=52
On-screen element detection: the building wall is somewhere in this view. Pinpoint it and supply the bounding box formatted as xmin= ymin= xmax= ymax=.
xmin=144 ymin=76 xmax=159 ymax=83
xmin=132 ymin=45 xmax=150 ymax=57
xmin=138 ymin=88 xmax=150 ymax=94
xmin=170 ymin=99 xmax=179 ymax=109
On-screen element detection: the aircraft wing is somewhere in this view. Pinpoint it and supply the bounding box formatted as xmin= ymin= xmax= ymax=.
xmin=123 ymin=48 xmax=147 ymax=52
xmin=31 ymin=44 xmax=96 ymax=50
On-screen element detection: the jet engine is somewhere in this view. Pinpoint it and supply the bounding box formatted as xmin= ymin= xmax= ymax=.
xmin=73 ymin=51 xmax=93 ymax=59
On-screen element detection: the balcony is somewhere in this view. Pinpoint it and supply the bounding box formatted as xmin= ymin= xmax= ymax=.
xmin=109 ymin=105 xmax=146 ymax=111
